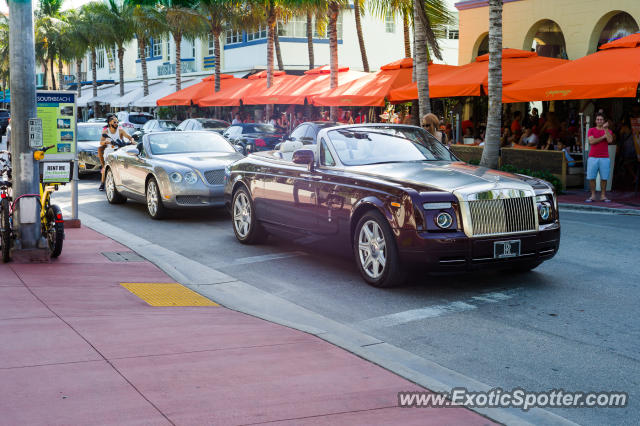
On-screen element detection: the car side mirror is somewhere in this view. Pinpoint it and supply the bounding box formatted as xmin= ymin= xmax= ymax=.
xmin=136 ymin=142 xmax=144 ymax=155
xmin=292 ymin=149 xmax=315 ymax=171
xmin=133 ymin=131 xmax=142 ymax=141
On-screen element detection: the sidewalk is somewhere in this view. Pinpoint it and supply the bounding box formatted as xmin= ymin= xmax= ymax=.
xmin=0 ymin=226 xmax=493 ymax=425
xmin=559 ymin=190 xmax=640 ymax=213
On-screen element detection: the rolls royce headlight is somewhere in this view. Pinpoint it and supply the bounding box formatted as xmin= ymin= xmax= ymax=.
xmin=538 ymin=203 xmax=551 ymax=221
xmin=184 ymin=171 xmax=198 ymax=184
xmin=535 ymin=194 xmax=554 ymax=222
xmin=435 ymin=212 xmax=453 ymax=229
xmin=169 ymin=172 xmax=182 ymax=183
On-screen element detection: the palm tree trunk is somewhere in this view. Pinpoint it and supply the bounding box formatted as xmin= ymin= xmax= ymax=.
xmin=403 ymin=11 xmax=411 ymax=58
xmin=91 ymin=49 xmax=97 ymax=98
xmin=174 ymin=33 xmax=182 ymax=91
xmin=118 ymin=45 xmax=125 ymax=97
xmin=267 ymin=6 xmax=276 ymax=89
xmin=274 ymin=25 xmax=284 ymax=71
xmin=50 ymin=56 xmax=56 ymax=90
xmin=138 ymin=37 xmax=149 ymax=97
xmin=57 ymin=57 xmax=63 ymax=90
xmin=306 ymin=11 xmax=314 ymax=70
xmin=413 ymin=0 xmax=430 ymax=118
xmin=214 ymin=30 xmax=221 ymax=92
xmin=76 ymin=59 xmax=82 ymax=98
xmin=353 ymin=0 xmax=369 ymax=72
xmin=43 ymin=63 xmax=49 ymax=90
xmin=480 ymin=0 xmax=503 ymax=169
xmin=328 ymin=2 xmax=339 ymax=121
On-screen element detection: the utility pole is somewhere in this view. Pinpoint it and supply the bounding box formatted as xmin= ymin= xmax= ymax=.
xmin=9 ymin=0 xmax=43 ymax=251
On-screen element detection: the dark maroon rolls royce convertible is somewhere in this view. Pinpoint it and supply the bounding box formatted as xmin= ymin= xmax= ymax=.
xmin=224 ymin=124 xmax=560 ymax=288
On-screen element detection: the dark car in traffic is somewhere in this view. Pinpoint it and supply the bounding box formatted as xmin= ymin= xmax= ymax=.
xmin=133 ymin=119 xmax=179 ymax=140
xmin=0 ymin=110 xmax=9 ymax=135
xmin=281 ymin=121 xmax=339 ymax=146
xmin=176 ymin=118 xmax=230 ymax=135
xmin=224 ymin=124 xmax=560 ymax=288
xmin=77 ymin=122 xmax=106 ymax=174
xmin=222 ymin=123 xmax=285 ymax=154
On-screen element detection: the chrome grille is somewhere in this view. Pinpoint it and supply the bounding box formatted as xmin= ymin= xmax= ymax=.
xmin=204 ymin=169 xmax=225 ymax=185
xmin=468 ymin=197 xmax=536 ymax=236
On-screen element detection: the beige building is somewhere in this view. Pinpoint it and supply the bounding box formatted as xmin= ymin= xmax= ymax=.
xmin=456 ymin=0 xmax=639 ymax=64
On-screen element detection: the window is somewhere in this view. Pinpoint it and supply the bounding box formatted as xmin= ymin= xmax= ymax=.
xmin=313 ymin=14 xmax=342 ymax=40
xmin=320 ymin=139 xmax=335 ymax=166
xmin=289 ymin=125 xmax=307 ymax=141
xmin=143 ymin=42 xmax=151 ymax=58
xmin=280 ymin=17 xmax=305 ymax=38
xmin=152 ymin=40 xmax=162 ymax=58
xmin=207 ymin=34 xmax=215 ymax=55
xmin=192 ymin=41 xmax=196 ymax=58
xmin=97 ymin=49 xmax=105 ymax=69
xmin=447 ymin=28 xmax=459 ymax=40
xmin=165 ymin=38 xmax=171 ymax=59
xmin=385 ymin=12 xmax=395 ymax=33
xmin=226 ymin=29 xmax=241 ymax=44
xmin=247 ymin=25 xmax=267 ymax=41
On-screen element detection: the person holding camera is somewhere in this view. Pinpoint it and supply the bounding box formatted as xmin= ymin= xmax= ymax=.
xmin=98 ymin=113 xmax=134 ymax=191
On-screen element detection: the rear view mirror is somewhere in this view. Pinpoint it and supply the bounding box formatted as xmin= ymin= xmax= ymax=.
xmin=292 ymin=149 xmax=315 ymax=171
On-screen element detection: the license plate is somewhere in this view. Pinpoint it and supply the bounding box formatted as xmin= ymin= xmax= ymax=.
xmin=494 ymin=240 xmax=521 ymax=259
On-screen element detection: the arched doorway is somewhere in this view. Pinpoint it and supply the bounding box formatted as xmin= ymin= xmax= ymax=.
xmin=473 ymin=33 xmax=489 ymax=59
xmin=524 ymin=20 xmax=567 ymax=59
xmin=597 ymin=12 xmax=638 ymax=48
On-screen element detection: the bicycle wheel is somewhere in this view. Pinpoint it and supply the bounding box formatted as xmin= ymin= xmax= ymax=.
xmin=1 ymin=197 xmax=10 ymax=263
xmin=46 ymin=205 xmax=64 ymax=258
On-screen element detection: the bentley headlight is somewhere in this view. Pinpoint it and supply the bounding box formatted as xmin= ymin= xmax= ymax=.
xmin=170 ymin=172 xmax=182 ymax=183
xmin=184 ymin=171 xmax=198 ymax=184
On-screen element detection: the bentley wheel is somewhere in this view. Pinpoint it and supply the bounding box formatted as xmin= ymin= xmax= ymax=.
xmin=46 ymin=205 xmax=64 ymax=258
xmin=1 ymin=198 xmax=11 ymax=263
xmin=105 ymin=168 xmax=126 ymax=204
xmin=354 ymin=211 xmax=406 ymax=288
xmin=146 ymin=177 xmax=166 ymax=220
xmin=232 ymin=187 xmax=266 ymax=244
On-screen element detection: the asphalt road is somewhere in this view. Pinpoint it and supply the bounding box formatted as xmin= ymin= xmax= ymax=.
xmin=54 ymin=174 xmax=639 ymax=425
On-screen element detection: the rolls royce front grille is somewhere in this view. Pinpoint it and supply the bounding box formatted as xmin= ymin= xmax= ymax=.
xmin=204 ymin=169 xmax=225 ymax=185
xmin=468 ymin=197 xmax=536 ymax=236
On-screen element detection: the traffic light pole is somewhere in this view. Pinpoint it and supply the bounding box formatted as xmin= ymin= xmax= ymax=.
xmin=9 ymin=0 xmax=44 ymax=252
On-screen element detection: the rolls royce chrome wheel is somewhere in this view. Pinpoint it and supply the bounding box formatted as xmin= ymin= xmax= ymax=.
xmin=358 ymin=220 xmax=386 ymax=280
xmin=231 ymin=187 xmax=266 ymax=244
xmin=233 ymin=191 xmax=251 ymax=239
xmin=353 ymin=211 xmax=407 ymax=288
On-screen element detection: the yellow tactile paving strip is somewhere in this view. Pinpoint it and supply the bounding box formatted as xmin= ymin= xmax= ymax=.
xmin=121 ymin=283 xmax=218 ymax=307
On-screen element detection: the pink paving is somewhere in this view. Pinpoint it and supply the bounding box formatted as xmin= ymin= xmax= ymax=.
xmin=0 ymin=226 xmax=495 ymax=425
xmin=559 ymin=190 xmax=640 ymax=210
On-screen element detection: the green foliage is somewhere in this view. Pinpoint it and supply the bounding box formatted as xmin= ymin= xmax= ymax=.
xmin=157 ymin=107 xmax=173 ymax=120
xmin=468 ymin=159 xmax=480 ymax=165
xmin=499 ymin=164 xmax=563 ymax=192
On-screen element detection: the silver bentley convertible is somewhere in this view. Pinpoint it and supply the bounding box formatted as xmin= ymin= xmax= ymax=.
xmin=104 ymin=131 xmax=244 ymax=219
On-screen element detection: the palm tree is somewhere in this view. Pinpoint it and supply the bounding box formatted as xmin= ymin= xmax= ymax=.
xmin=88 ymin=0 xmax=136 ymax=97
xmin=61 ymin=9 xmax=91 ymax=98
xmin=480 ymin=0 xmax=503 ymax=169
xmin=327 ymin=0 xmax=341 ymax=121
xmin=129 ymin=0 xmax=166 ymax=97
xmin=353 ymin=0 xmax=368 ymax=72
xmin=35 ymin=0 xmax=66 ymax=90
xmin=0 ymin=15 xmax=9 ymax=108
xmin=158 ymin=0 xmax=208 ymax=91
xmin=369 ymin=0 xmax=412 ymax=58
xmin=80 ymin=3 xmax=110 ymax=112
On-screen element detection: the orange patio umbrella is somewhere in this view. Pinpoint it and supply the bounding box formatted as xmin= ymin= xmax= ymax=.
xmin=311 ymin=57 xmax=415 ymax=107
xmin=503 ymin=33 xmax=640 ymax=102
xmin=387 ymin=63 xmax=459 ymax=102
xmin=242 ymin=65 xmax=368 ymax=105
xmin=425 ymin=48 xmax=568 ymax=99
xmin=156 ymin=74 xmax=243 ymax=106
xmin=198 ymin=70 xmax=295 ymax=107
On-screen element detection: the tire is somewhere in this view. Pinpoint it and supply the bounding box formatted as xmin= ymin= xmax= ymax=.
xmin=145 ymin=177 xmax=166 ymax=220
xmin=1 ymin=197 xmax=11 ymax=263
xmin=231 ymin=186 xmax=266 ymax=244
xmin=46 ymin=205 xmax=64 ymax=258
xmin=105 ymin=168 xmax=126 ymax=204
xmin=353 ymin=210 xmax=407 ymax=288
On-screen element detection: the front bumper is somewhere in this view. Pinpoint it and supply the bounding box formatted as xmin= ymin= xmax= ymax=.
xmin=398 ymin=224 xmax=560 ymax=271
xmin=78 ymin=151 xmax=102 ymax=172
xmin=161 ymin=182 xmax=226 ymax=209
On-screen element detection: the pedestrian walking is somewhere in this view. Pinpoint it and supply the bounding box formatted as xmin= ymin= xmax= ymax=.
xmin=586 ymin=112 xmax=613 ymax=202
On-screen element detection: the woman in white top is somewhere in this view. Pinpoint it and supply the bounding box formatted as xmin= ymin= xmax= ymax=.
xmin=99 ymin=114 xmax=134 ymax=191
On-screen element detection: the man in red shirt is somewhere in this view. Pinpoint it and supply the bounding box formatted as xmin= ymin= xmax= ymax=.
xmin=586 ymin=112 xmax=613 ymax=202
xmin=511 ymin=111 xmax=523 ymax=141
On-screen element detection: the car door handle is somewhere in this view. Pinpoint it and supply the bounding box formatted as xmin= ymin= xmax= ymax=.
xmin=300 ymin=174 xmax=322 ymax=180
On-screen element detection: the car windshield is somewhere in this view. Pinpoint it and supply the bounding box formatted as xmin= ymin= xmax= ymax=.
xmin=245 ymin=124 xmax=278 ymax=134
xmin=128 ymin=114 xmax=151 ymax=125
xmin=148 ymin=132 xmax=235 ymax=155
xmin=158 ymin=120 xmax=178 ymax=130
xmin=77 ymin=125 xmax=104 ymax=141
xmin=327 ymin=128 xmax=456 ymax=166
xmin=201 ymin=120 xmax=229 ymax=130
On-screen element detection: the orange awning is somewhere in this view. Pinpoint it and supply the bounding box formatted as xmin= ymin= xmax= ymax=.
xmin=311 ymin=58 xmax=415 ymax=107
xmin=503 ymin=33 xmax=640 ymax=102
xmin=420 ymin=49 xmax=568 ymax=99
xmin=197 ymin=70 xmax=295 ymax=107
xmin=243 ymin=65 xmax=368 ymax=105
xmin=387 ymin=63 xmax=459 ymax=102
xmin=156 ymin=74 xmax=243 ymax=106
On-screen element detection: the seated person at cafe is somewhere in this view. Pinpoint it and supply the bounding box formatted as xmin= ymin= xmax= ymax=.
xmin=557 ymin=140 xmax=577 ymax=167
xmin=519 ymin=125 xmax=539 ymax=147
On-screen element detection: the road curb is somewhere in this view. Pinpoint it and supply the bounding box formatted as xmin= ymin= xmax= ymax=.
xmin=559 ymin=203 xmax=640 ymax=216
xmin=73 ymin=209 xmax=579 ymax=426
